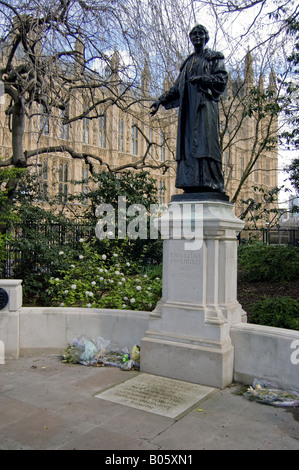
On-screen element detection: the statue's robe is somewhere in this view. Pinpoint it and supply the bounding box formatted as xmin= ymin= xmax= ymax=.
xmin=159 ymin=49 xmax=228 ymax=192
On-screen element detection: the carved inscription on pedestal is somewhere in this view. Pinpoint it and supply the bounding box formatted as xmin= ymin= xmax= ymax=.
xmin=169 ymin=251 xmax=202 ymax=279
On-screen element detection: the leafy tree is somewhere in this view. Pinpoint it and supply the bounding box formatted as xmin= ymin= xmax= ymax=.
xmin=221 ymin=78 xmax=281 ymax=205
xmin=0 ymin=167 xmax=26 ymax=268
xmin=0 ymin=167 xmax=25 ymax=226
xmin=71 ymin=170 xmax=163 ymax=265
xmin=0 ymin=0 xmax=297 ymax=217
xmin=73 ymin=170 xmax=158 ymax=217
xmin=285 ymin=158 xmax=299 ymax=192
xmin=239 ymin=185 xmax=282 ymax=228
xmin=192 ymin=1 xmax=298 ymax=208
xmin=280 ymin=5 xmax=299 ymax=151
xmin=0 ymin=166 xmax=82 ymax=300
xmin=212 ymin=0 xmax=299 ymax=154
xmin=2 ymin=197 xmax=80 ymax=303
xmin=0 ymin=0 xmax=187 ymax=173
xmin=2 ymin=168 xmax=163 ymax=303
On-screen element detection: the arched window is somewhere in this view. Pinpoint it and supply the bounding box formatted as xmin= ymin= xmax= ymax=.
xmin=99 ymin=112 xmax=107 ymax=148
xmin=60 ymin=104 xmax=70 ymax=140
xmin=160 ymin=132 xmax=166 ymax=162
xmin=131 ymin=124 xmax=138 ymax=155
xmin=59 ymin=162 xmax=69 ymax=203
xmin=83 ymin=106 xmax=90 ymax=144
xmin=119 ymin=117 xmax=124 ymax=152
xmin=40 ymin=104 xmax=49 ymax=135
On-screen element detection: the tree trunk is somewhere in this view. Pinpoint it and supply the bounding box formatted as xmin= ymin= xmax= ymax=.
xmin=0 ymin=99 xmax=27 ymax=237
xmin=11 ymin=99 xmax=26 ymax=167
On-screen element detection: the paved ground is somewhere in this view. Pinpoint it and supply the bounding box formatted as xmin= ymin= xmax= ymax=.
xmin=0 ymin=355 xmax=298 ymax=451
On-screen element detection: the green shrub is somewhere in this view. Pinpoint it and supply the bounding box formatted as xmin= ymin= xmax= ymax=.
xmin=249 ymin=296 xmax=299 ymax=330
xmin=72 ymin=170 xmax=163 ymax=266
xmin=46 ymin=239 xmax=162 ymax=311
xmin=3 ymin=169 xmax=163 ymax=304
xmin=0 ymin=234 xmax=6 ymax=275
xmin=238 ymin=243 xmax=299 ymax=282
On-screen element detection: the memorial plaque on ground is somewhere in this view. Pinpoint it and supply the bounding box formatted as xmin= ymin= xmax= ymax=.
xmin=95 ymin=373 xmax=216 ymax=419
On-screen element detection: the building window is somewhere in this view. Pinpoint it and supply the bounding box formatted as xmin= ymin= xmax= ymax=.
xmin=131 ymin=124 xmax=138 ymax=155
xmin=82 ymin=165 xmax=89 ymax=203
xmin=265 ymin=162 xmax=270 ymax=185
xmin=83 ymin=110 xmax=90 ymax=144
xmin=59 ymin=162 xmax=69 ymax=203
xmin=254 ymin=161 xmax=259 ymax=183
xmin=158 ymin=180 xmax=166 ymax=205
xmin=232 ymin=152 xmax=236 ymax=178
xmin=240 ymin=156 xmax=244 ymax=178
xmin=38 ymin=158 xmax=48 ymax=199
xmin=99 ymin=112 xmax=107 ymax=148
xmin=119 ymin=117 xmax=124 ymax=152
xmin=60 ymin=105 xmax=70 ymax=140
xmin=160 ymin=132 xmax=166 ymax=162
xmin=40 ymin=104 xmax=49 ymax=135
xmin=223 ymin=151 xmax=228 ymax=176
xmin=149 ymin=127 xmax=153 ymax=158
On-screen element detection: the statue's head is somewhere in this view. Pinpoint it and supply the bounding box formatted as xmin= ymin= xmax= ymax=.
xmin=189 ymin=25 xmax=209 ymax=45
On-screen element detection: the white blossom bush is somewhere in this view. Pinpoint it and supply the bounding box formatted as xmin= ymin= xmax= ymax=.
xmin=47 ymin=239 xmax=162 ymax=311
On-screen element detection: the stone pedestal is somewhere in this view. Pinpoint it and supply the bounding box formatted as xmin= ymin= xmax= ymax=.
xmin=140 ymin=198 xmax=245 ymax=389
xmin=0 ymin=280 xmax=22 ymax=360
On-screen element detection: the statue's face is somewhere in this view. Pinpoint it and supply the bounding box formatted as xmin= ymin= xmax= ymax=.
xmin=190 ymin=29 xmax=206 ymax=47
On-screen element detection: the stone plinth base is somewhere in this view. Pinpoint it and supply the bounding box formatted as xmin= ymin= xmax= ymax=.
xmin=0 ymin=280 xmax=22 ymax=359
xmin=140 ymin=199 xmax=245 ymax=389
xmin=141 ymin=336 xmax=234 ymax=389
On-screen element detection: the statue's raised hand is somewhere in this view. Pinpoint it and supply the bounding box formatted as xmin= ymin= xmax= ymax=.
xmin=150 ymin=100 xmax=161 ymax=116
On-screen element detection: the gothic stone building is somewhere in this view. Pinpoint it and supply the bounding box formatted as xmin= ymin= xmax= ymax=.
xmin=0 ymin=49 xmax=278 ymax=224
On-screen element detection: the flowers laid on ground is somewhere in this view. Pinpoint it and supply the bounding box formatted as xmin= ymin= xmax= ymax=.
xmin=47 ymin=239 xmax=162 ymax=311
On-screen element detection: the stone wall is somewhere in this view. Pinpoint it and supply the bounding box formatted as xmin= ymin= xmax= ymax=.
xmin=19 ymin=306 xmax=149 ymax=355
xmin=0 ymin=280 xmax=298 ymax=391
xmin=231 ymin=322 xmax=299 ymax=390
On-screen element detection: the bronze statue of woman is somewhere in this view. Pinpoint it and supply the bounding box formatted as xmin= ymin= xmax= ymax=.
xmin=151 ymin=25 xmax=228 ymax=197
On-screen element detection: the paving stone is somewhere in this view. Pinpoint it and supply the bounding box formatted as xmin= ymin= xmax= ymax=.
xmin=0 ymin=356 xmax=298 ymax=450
